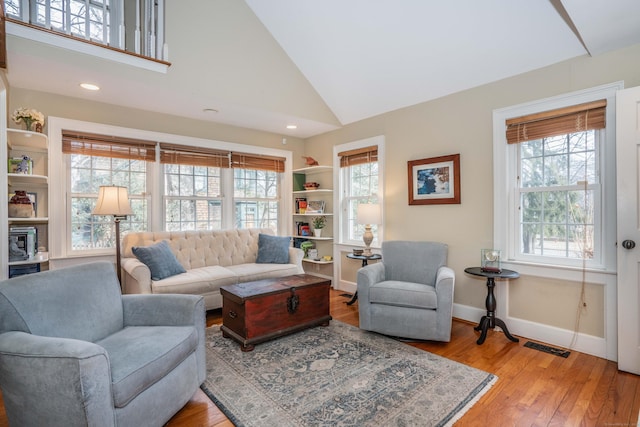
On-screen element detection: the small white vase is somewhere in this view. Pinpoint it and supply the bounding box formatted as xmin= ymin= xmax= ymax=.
xmin=313 ymin=229 xmax=322 ymax=237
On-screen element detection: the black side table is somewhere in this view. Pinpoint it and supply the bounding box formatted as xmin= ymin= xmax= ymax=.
xmin=464 ymin=267 xmax=520 ymax=345
xmin=345 ymin=253 xmax=382 ymax=305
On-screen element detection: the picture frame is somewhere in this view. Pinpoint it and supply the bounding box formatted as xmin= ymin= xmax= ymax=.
xmin=8 ymin=156 xmax=33 ymax=174
xmin=306 ymin=200 xmax=325 ymax=214
xmin=9 ymin=191 xmax=37 ymax=216
xmin=408 ymin=154 xmax=460 ymax=205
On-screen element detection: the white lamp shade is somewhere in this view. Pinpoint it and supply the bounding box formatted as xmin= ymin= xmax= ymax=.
xmin=357 ymin=203 xmax=381 ymax=225
xmin=92 ymin=186 xmax=133 ymax=216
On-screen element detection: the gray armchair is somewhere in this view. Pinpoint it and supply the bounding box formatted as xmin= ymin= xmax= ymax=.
xmin=357 ymin=241 xmax=455 ymax=341
xmin=0 ymin=261 xmax=206 ymax=427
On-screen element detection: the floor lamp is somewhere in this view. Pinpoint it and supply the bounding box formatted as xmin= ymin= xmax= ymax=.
xmin=92 ymin=186 xmax=133 ymax=286
xmin=357 ymin=203 xmax=381 ymax=256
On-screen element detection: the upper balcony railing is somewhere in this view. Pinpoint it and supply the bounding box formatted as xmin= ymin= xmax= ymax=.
xmin=4 ymin=0 xmax=167 ymax=63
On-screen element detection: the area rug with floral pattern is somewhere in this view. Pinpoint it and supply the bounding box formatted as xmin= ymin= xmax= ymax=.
xmin=201 ymin=320 xmax=497 ymax=427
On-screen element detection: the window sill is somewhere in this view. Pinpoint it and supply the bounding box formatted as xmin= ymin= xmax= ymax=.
xmin=7 ymin=20 xmax=170 ymax=73
xmin=501 ymin=259 xmax=616 ymax=283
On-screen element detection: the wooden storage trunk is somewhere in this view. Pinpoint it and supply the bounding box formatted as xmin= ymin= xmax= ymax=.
xmin=220 ymin=274 xmax=332 ymax=351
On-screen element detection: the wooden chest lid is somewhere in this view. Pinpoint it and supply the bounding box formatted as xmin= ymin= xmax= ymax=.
xmin=220 ymin=274 xmax=330 ymax=301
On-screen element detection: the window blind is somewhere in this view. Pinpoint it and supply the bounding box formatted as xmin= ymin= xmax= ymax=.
xmin=159 ymin=143 xmax=231 ymax=168
xmin=61 ymin=130 xmax=156 ymax=161
xmin=505 ymin=100 xmax=606 ymax=144
xmin=338 ymin=145 xmax=378 ymax=167
xmin=230 ymin=152 xmax=285 ymax=173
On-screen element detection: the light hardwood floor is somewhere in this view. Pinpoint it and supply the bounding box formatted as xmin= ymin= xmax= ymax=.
xmin=1 ymin=289 xmax=638 ymax=426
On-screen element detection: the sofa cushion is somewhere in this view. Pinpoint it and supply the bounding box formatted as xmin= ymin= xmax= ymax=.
xmin=96 ymin=325 xmax=197 ymax=408
xmin=132 ymin=240 xmax=186 ymax=280
xmin=256 ymin=233 xmax=291 ymax=264
xmin=369 ymin=280 xmax=438 ymax=310
xmin=151 ymin=266 xmax=238 ymax=295
xmin=227 ymin=262 xmax=301 ymax=283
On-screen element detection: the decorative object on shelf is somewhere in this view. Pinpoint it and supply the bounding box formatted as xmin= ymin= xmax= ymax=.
xmin=323 ymin=255 xmax=333 ymax=262
xmin=357 ymin=203 xmax=381 ymax=256
xmin=408 ymin=153 xmax=461 ymax=205
xmin=11 ymin=107 xmax=45 ymax=132
xmin=8 ymin=190 xmax=35 ymax=218
xmin=304 ymin=182 xmax=320 ymax=190
xmin=299 ymin=241 xmax=315 ymax=258
xmin=92 ymin=186 xmax=133 ymax=285
xmin=298 ymin=200 xmax=307 ymax=214
xmin=8 ymin=156 xmax=33 ymax=174
xmin=295 ymin=197 xmax=307 ymax=213
xmin=302 ymin=156 xmax=319 ymax=166
xmin=306 ymin=200 xmax=325 ymax=213
xmin=481 ymin=249 xmax=502 ymax=273
xmin=312 ymin=216 xmax=326 ymax=237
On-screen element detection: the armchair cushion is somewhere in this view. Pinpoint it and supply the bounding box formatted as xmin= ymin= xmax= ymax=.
xmin=369 ymin=281 xmax=438 ymax=310
xmin=132 ymin=240 xmax=186 ymax=280
xmin=96 ymin=325 xmax=197 ymax=407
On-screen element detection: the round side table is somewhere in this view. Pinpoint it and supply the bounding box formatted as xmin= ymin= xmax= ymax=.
xmin=464 ymin=266 xmax=520 ymax=345
xmin=345 ymin=253 xmax=382 ymax=305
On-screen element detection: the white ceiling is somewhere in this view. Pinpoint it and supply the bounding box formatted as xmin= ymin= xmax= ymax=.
xmin=5 ymin=1 xmax=640 ymax=138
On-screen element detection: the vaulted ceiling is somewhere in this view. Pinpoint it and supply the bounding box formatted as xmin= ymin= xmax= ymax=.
xmin=5 ymin=1 xmax=640 ymax=138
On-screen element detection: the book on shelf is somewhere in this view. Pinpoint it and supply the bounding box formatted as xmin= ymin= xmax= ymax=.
xmin=306 ymin=200 xmax=325 ymax=214
xmin=295 ymin=197 xmax=307 ymax=214
xmin=295 ymin=221 xmax=310 ymax=236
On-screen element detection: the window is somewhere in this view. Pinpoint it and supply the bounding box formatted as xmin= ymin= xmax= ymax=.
xmin=234 ymin=168 xmax=280 ymax=230
xmin=63 ymin=131 xmax=154 ymax=252
xmin=160 ymin=143 xmax=227 ymax=231
xmin=51 ymin=118 xmax=291 ymax=260
xmin=493 ymin=84 xmax=618 ymax=271
xmin=336 ymin=136 xmax=384 ymax=246
xmin=518 ymin=131 xmax=599 ymax=260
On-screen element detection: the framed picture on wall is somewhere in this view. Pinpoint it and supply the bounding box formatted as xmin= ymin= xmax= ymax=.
xmin=408 ymin=154 xmax=460 ymax=205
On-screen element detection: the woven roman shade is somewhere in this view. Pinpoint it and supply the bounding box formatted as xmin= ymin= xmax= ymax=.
xmin=338 ymin=145 xmax=378 ymax=167
xmin=159 ymin=143 xmax=231 ymax=168
xmin=505 ymin=100 xmax=606 ymax=144
xmin=230 ymin=152 xmax=285 ymax=173
xmin=62 ymin=130 xmax=156 ymax=161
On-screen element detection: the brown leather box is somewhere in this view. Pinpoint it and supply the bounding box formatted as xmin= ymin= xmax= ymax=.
xmin=220 ymin=274 xmax=332 ymax=351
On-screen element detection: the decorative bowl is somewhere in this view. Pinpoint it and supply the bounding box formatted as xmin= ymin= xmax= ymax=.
xmin=304 ymin=182 xmax=320 ymax=190
xmin=352 ymin=249 xmax=364 ymax=256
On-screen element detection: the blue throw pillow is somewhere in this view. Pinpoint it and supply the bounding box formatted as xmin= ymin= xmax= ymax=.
xmin=256 ymin=234 xmax=291 ymax=264
xmin=132 ymin=240 xmax=186 ymax=280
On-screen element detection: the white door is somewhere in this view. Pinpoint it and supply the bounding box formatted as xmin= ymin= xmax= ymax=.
xmin=617 ymin=85 xmax=640 ymax=374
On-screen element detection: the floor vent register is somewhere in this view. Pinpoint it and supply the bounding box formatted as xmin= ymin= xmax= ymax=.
xmin=524 ymin=341 xmax=571 ymax=358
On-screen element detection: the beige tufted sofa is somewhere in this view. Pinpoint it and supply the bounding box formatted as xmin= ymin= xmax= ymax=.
xmin=121 ymin=228 xmax=303 ymax=310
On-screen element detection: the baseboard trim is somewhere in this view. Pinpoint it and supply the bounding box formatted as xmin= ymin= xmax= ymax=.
xmin=452 ymin=303 xmax=610 ymax=360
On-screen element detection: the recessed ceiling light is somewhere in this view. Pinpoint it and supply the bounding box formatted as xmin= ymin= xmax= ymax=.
xmin=80 ymin=83 xmax=100 ymax=91
xmin=203 ymin=108 xmax=219 ymax=113
xmin=286 ymin=124 xmax=297 ymax=129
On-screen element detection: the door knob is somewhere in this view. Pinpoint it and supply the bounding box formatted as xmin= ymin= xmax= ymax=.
xmin=622 ymin=240 xmax=636 ymax=250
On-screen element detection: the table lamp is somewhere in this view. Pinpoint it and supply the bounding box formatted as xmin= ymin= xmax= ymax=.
xmin=92 ymin=185 xmax=133 ymax=285
xmin=357 ymin=203 xmax=381 ymax=256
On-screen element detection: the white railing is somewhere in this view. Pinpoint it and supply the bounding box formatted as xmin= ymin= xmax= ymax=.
xmin=4 ymin=0 xmax=167 ymax=62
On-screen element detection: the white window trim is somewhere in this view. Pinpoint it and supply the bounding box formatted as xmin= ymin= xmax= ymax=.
xmin=48 ymin=117 xmax=292 ymax=260
xmin=493 ymin=82 xmax=621 ymax=278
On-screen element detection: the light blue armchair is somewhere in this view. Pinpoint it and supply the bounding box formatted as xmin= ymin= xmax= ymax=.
xmin=357 ymin=241 xmax=455 ymax=341
xmin=0 ymin=261 xmax=206 ymax=427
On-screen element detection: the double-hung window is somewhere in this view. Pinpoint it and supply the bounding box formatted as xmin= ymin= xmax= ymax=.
xmin=494 ymin=85 xmax=617 ymax=271
xmin=232 ymin=153 xmax=284 ymax=231
xmin=63 ymin=130 xmax=153 ymax=252
xmin=160 ymin=144 xmax=226 ymax=231
xmin=336 ymin=137 xmax=384 ymax=246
